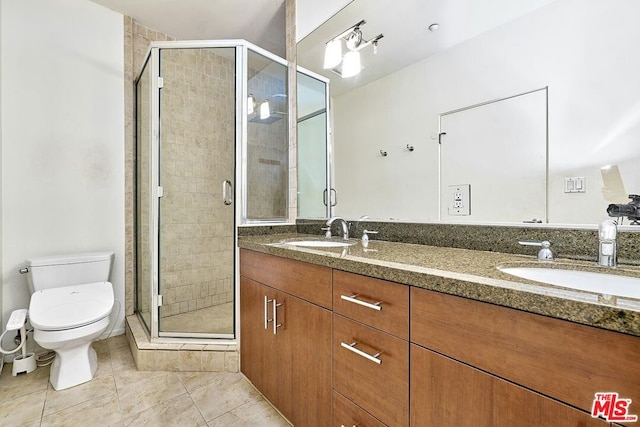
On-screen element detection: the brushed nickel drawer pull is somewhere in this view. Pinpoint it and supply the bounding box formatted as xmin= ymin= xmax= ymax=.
xmin=341 ymin=341 xmax=382 ymax=364
xmin=264 ymin=296 xmax=273 ymax=329
xmin=273 ymin=299 xmax=283 ymax=335
xmin=340 ymin=424 xmax=357 ymax=427
xmin=341 ymin=294 xmax=382 ymax=311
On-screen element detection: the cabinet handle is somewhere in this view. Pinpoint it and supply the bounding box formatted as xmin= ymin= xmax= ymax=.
xmin=341 ymin=425 xmax=357 ymax=427
xmin=340 ymin=341 xmax=382 ymax=364
xmin=340 ymin=294 xmax=382 ymax=311
xmin=264 ymin=296 xmax=273 ymax=329
xmin=273 ymin=299 xmax=283 ymax=335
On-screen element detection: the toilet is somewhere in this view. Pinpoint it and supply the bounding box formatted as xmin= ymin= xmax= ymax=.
xmin=24 ymin=252 xmax=115 ymax=390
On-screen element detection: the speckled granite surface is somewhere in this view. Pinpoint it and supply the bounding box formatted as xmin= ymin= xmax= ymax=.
xmin=238 ymin=224 xmax=297 ymax=236
xmin=238 ymin=233 xmax=640 ymax=337
xmin=296 ymin=220 xmax=640 ymax=264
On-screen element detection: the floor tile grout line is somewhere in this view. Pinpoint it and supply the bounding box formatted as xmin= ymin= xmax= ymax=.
xmin=5 ymin=336 xmax=287 ymax=426
xmin=116 ymin=371 xmax=190 ymax=422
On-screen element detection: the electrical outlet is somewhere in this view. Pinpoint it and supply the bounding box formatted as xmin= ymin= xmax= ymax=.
xmin=448 ymin=184 xmax=470 ymax=215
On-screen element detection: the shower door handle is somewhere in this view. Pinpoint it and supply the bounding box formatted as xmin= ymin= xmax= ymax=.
xmin=323 ymin=188 xmax=337 ymax=207
xmin=222 ymin=180 xmax=233 ymax=205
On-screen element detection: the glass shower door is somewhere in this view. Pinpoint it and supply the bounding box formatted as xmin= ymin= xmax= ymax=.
xmin=157 ymin=47 xmax=236 ymax=338
xmin=296 ymin=70 xmax=331 ymax=218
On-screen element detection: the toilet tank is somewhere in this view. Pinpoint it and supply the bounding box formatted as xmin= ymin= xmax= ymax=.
xmin=24 ymin=252 xmax=114 ymax=293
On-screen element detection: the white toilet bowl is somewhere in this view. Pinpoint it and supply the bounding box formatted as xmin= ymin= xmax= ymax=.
xmin=29 ymin=281 xmax=114 ymax=390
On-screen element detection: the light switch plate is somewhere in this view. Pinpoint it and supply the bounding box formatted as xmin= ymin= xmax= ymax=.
xmin=564 ymin=177 xmax=586 ymax=193
xmin=448 ymin=184 xmax=470 ymax=215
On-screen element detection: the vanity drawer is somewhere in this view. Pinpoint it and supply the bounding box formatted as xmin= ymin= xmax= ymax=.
xmin=333 ymin=391 xmax=386 ymax=427
xmin=333 ymin=314 xmax=409 ymax=427
xmin=239 ymin=249 xmax=332 ymax=309
xmin=333 ymin=270 xmax=409 ymax=339
xmin=410 ymin=287 xmax=640 ymax=415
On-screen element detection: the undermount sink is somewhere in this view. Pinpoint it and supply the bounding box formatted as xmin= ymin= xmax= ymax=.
xmin=284 ymin=240 xmax=355 ymax=248
xmin=498 ymin=266 xmax=640 ymax=299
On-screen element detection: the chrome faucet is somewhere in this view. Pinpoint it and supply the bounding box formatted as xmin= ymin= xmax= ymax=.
xmin=326 ymin=217 xmax=350 ymax=240
xmin=598 ymin=219 xmax=617 ymax=267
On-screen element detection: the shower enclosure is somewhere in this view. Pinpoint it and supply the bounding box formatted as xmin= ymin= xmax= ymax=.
xmin=135 ymin=40 xmax=289 ymax=340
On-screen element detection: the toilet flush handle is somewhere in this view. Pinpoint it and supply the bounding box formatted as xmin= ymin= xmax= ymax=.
xmin=19 ymin=267 xmax=28 ymax=274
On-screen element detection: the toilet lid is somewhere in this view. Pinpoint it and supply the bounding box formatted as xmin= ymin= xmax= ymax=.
xmin=29 ymin=282 xmax=114 ymax=331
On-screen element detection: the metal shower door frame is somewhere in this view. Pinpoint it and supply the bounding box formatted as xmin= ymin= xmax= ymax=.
xmin=138 ymin=39 xmax=289 ymax=343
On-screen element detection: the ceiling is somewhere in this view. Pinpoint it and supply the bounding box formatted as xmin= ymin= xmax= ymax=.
xmin=88 ymin=0 xmax=559 ymax=97
xmin=89 ymin=0 xmax=287 ymax=57
xmin=297 ymin=0 xmax=558 ymax=96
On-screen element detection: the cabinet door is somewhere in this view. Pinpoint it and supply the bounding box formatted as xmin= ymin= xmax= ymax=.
xmin=411 ymin=287 xmax=640 ymax=414
xmin=240 ymin=276 xmax=267 ymax=392
xmin=411 ymin=344 xmax=608 ymax=427
xmin=289 ymin=295 xmax=332 ymax=426
xmin=241 ymin=275 xmax=332 ymax=426
xmin=240 ymin=277 xmax=292 ymax=420
xmin=334 ymin=314 xmax=409 ymax=427
xmin=334 ymin=391 xmax=386 ymax=427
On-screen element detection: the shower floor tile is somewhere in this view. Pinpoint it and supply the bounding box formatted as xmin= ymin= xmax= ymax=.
xmin=160 ymin=302 xmax=234 ymax=335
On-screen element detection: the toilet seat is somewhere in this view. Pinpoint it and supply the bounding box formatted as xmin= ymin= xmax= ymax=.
xmin=29 ymin=282 xmax=114 ymax=331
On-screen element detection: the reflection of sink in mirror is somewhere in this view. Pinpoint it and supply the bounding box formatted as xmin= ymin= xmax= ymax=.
xmin=285 ymin=240 xmax=355 ymax=248
xmin=498 ymin=266 xmax=640 ymax=299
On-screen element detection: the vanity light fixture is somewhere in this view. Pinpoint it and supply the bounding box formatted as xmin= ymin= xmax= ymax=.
xmin=247 ymin=94 xmax=255 ymax=115
xmin=247 ymin=95 xmax=271 ymax=120
xmin=341 ymin=50 xmax=362 ymax=78
xmin=323 ymin=39 xmax=342 ymax=69
xmin=323 ymin=19 xmax=383 ymax=78
xmin=259 ymin=100 xmax=270 ymax=120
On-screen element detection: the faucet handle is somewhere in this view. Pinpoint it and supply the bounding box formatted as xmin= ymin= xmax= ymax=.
xmin=321 ymin=227 xmax=331 ymax=238
xmin=519 ymin=240 xmax=554 ymax=261
xmin=361 ymin=229 xmax=378 ymax=248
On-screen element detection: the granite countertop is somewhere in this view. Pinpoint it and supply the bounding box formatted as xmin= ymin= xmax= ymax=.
xmin=238 ymin=233 xmax=640 ymax=337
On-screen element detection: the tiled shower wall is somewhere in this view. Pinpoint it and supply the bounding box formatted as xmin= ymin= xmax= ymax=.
xmin=124 ymin=15 xmax=298 ymax=317
xmin=124 ymin=19 xmax=175 ymax=317
xmin=159 ymin=48 xmax=235 ymax=317
xmin=126 ymin=23 xmax=235 ymax=320
xmin=246 ymin=66 xmax=289 ymax=220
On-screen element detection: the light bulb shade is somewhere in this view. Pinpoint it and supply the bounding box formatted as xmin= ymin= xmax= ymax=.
xmin=260 ymin=100 xmax=270 ymax=119
xmin=341 ymin=50 xmax=361 ymax=78
xmin=247 ymin=95 xmax=254 ymax=115
xmin=323 ymin=39 xmax=342 ymax=69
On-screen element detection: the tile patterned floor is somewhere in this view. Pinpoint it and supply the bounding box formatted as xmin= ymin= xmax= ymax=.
xmin=160 ymin=303 xmax=234 ymax=335
xmin=0 ymin=335 xmax=290 ymax=426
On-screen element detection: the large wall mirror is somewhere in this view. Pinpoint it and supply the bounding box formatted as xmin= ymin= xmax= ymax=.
xmin=297 ymin=0 xmax=640 ymax=226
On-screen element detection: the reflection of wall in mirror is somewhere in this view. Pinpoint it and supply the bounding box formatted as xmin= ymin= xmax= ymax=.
xmin=331 ymin=0 xmax=640 ymax=225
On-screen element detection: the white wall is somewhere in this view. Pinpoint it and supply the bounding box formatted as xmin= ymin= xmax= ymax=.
xmin=0 ymin=0 xmax=4 ymax=327
xmin=333 ymin=0 xmax=640 ymax=225
xmin=1 ymin=0 xmax=125 ymax=334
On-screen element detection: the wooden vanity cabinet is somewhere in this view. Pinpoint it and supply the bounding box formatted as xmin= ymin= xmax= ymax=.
xmin=333 ymin=391 xmax=386 ymax=427
xmin=240 ymin=250 xmax=332 ymax=426
xmin=411 ymin=287 xmax=639 ymax=427
xmin=240 ymin=277 xmax=292 ymax=417
xmin=333 ymin=270 xmax=410 ymax=427
xmin=240 ymin=248 xmax=639 ymax=426
xmin=411 ymin=344 xmax=607 ymax=427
